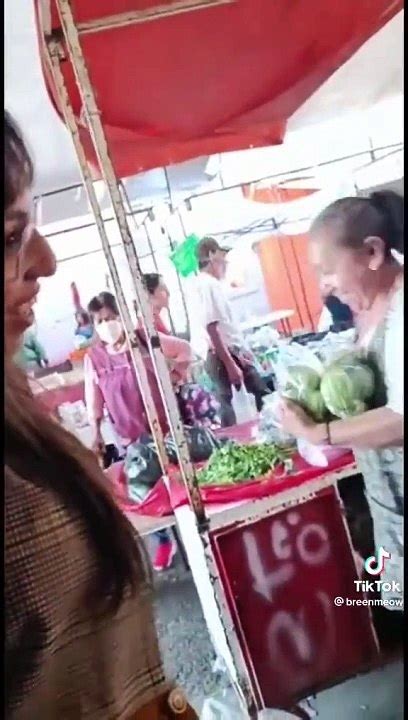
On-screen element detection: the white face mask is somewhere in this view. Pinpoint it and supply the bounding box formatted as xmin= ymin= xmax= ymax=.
xmin=95 ymin=319 xmax=123 ymax=345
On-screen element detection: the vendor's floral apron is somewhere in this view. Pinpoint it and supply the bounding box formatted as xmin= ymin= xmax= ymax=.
xmin=355 ymin=286 xmax=404 ymax=608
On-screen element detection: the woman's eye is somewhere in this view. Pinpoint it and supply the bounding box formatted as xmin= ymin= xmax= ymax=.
xmin=5 ymin=233 xmax=23 ymax=253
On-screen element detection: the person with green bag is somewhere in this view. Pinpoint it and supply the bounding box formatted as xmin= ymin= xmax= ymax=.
xmin=15 ymin=310 xmax=48 ymax=373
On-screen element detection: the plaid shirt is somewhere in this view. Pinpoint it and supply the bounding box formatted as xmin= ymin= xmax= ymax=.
xmin=5 ymin=467 xmax=168 ymax=719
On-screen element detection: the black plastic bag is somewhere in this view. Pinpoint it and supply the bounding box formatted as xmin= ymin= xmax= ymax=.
xmin=102 ymin=443 xmax=121 ymax=470
xmin=165 ymin=425 xmax=227 ymax=465
xmin=124 ymin=436 xmax=162 ymax=503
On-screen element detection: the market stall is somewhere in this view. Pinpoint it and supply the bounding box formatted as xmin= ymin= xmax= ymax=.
xmin=105 ymin=419 xmax=379 ymax=712
xmin=34 ymin=1 xmax=401 ymax=716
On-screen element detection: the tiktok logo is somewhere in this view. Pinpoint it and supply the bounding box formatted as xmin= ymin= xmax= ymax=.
xmin=364 ymin=546 xmax=391 ymax=576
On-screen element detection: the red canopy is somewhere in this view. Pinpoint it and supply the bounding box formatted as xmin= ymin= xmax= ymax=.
xmin=36 ymin=0 xmax=401 ymax=178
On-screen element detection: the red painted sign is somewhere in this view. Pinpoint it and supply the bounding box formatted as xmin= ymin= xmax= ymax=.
xmin=211 ymin=487 xmax=378 ymax=710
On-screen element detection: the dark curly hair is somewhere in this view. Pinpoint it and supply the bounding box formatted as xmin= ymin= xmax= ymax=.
xmin=5 ymin=111 xmax=150 ymax=613
xmin=5 ymin=110 xmax=34 ymax=211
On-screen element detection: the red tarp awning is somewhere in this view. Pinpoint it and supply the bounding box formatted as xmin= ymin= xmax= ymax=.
xmin=36 ymin=0 xmax=402 ymax=178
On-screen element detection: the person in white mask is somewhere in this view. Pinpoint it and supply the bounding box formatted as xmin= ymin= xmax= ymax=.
xmin=85 ymin=292 xmax=149 ymax=453
xmin=85 ymin=291 xmax=176 ymax=572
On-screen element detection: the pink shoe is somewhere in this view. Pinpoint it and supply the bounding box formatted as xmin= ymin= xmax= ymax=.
xmin=153 ymin=539 xmax=177 ymax=572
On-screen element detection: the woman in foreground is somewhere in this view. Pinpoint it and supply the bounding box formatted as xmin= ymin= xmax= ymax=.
xmin=281 ymin=191 xmax=403 ymax=608
xmin=5 ymin=112 xmax=196 ymax=718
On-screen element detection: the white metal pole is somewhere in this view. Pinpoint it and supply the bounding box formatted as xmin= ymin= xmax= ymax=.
xmin=44 ymin=38 xmax=256 ymax=709
xmin=44 ymin=6 xmax=258 ymax=712
xmin=54 ymin=0 xmax=207 ymax=526
xmin=44 ymin=38 xmax=170 ymax=471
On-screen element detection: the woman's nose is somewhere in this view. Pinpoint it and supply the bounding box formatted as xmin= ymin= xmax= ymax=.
xmin=23 ymin=228 xmax=56 ymax=280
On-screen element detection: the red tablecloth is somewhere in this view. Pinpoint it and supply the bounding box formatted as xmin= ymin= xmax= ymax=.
xmin=37 ymin=382 xmax=85 ymax=414
xmin=105 ymin=422 xmax=355 ymax=518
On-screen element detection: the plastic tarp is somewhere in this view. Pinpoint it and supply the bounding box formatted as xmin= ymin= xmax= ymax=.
xmin=241 ymin=184 xmax=319 ymax=204
xmin=36 ymin=0 xmax=402 ymax=178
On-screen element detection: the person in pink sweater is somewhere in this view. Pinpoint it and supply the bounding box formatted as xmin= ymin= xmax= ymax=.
xmin=84 ymin=289 xmax=191 ymax=571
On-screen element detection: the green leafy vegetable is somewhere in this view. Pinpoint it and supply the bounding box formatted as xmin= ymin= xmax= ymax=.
xmin=198 ymin=443 xmax=294 ymax=486
xmin=320 ymin=361 xmax=375 ymax=418
xmin=284 ymin=365 xmax=330 ymax=422
xmin=285 ymin=366 xmax=320 ymax=403
xmin=282 ymin=351 xmax=378 ymax=422
xmin=305 ymin=389 xmax=329 ymax=423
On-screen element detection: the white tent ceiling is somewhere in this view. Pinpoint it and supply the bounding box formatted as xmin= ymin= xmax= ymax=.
xmin=5 ymin=1 xmax=403 ymax=207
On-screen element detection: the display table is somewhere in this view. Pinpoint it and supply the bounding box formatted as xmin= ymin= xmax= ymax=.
xmin=105 ymin=421 xmax=356 ymax=518
xmin=240 ymin=309 xmax=294 ymax=337
xmin=35 ymin=380 xmax=85 ymax=414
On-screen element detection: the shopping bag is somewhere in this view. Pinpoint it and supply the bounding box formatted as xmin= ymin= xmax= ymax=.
xmin=124 ymin=436 xmax=162 ymax=503
xmin=231 ymin=386 xmax=258 ymax=424
xmin=200 ymin=688 xmax=303 ymax=719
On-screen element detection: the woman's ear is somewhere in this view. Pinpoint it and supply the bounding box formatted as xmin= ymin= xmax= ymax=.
xmin=364 ymin=235 xmax=386 ymax=271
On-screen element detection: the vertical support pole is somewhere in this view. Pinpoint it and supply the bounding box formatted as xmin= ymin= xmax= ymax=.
xmin=54 ymin=0 xmax=207 ymax=527
xmin=44 ymin=39 xmax=169 ymax=470
xmin=44 ymin=5 xmax=256 ymax=713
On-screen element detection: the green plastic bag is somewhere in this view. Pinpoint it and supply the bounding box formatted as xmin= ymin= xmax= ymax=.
xmin=170 ymin=233 xmax=200 ymax=277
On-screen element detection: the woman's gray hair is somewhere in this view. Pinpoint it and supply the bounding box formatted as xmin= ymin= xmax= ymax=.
xmin=311 ymin=191 xmax=404 ymax=255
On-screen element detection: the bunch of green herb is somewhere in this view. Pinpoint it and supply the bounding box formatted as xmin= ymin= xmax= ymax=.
xmin=198 ymin=443 xmax=294 ymax=486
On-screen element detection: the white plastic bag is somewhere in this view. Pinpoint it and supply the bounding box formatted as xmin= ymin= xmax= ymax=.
xmin=257 ymin=394 xmax=349 ymax=467
xmin=257 ymin=392 xmax=295 ymax=446
xmin=274 ymin=332 xmax=356 ymax=392
xmin=200 ymin=688 xmax=299 ymax=719
xmin=297 ymin=437 xmax=350 ymax=468
xmin=262 ymin=391 xmax=350 ymax=469
xmin=232 ymin=386 xmax=258 ymax=424
xmin=274 ymin=343 xmax=324 ymax=393
xmin=58 ymin=400 xmax=88 ymax=430
xmin=247 ymin=325 xmax=280 ymax=350
xmin=200 ymin=688 xmax=249 ymax=719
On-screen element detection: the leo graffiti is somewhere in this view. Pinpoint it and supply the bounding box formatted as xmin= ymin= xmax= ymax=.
xmin=242 ymin=511 xmax=335 ymax=688
xmin=243 ymin=512 xmax=330 ymax=603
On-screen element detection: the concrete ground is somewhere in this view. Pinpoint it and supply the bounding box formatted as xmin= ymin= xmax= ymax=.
xmin=315 ymin=662 xmax=403 ymax=719
xmin=154 ymin=559 xmax=228 ymax=711
xmin=152 ymin=555 xmax=403 ymax=718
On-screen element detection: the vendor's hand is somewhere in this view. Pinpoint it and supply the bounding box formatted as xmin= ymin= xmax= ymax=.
xmin=280 ymin=399 xmax=317 ymax=440
xmin=227 ymin=362 xmax=244 ymax=389
xmin=239 ymin=349 xmax=255 ymax=367
xmin=170 ymin=368 xmax=183 ymax=386
xmin=170 ymin=361 xmax=189 ymax=386
xmin=92 ymin=430 xmax=105 ymax=457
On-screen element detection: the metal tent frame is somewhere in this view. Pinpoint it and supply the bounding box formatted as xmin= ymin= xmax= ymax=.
xmin=41 ymin=0 xmax=257 ymax=714
xmin=37 ymin=3 xmax=383 ymax=716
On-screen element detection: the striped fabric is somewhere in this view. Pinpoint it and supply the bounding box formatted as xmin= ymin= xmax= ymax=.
xmin=5 ymin=467 xmax=170 ymax=719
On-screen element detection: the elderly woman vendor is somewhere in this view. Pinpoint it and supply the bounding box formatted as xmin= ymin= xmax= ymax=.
xmin=281 ymin=191 xmax=403 ymax=609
